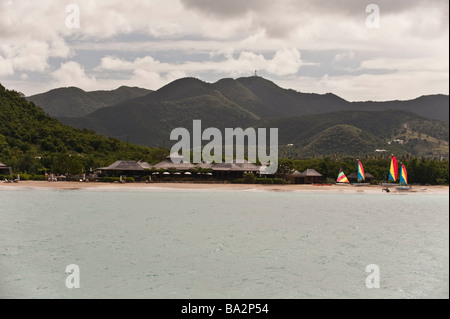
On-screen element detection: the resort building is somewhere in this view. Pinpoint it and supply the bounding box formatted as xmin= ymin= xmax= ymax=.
xmin=97 ymin=160 xmax=152 ymax=178
xmin=152 ymin=154 xmax=196 ymax=171
xmin=196 ymin=161 xmax=214 ymax=170
xmin=212 ymin=160 xmax=260 ymax=180
xmin=290 ymin=169 xmax=324 ymax=184
xmin=96 ymin=156 xmax=273 ymax=182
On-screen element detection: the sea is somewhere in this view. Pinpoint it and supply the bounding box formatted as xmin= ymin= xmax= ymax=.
xmin=0 ymin=188 xmax=448 ymax=299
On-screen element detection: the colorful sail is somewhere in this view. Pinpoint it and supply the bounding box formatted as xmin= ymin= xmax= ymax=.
xmin=400 ymin=164 xmax=408 ymax=186
xmin=357 ymin=161 xmax=365 ymax=182
xmin=389 ymin=156 xmax=398 ymax=182
xmin=337 ymin=169 xmax=350 ymax=184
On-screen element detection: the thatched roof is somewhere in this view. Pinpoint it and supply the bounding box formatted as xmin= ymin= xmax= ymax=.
xmin=347 ymin=172 xmax=375 ymax=180
xmin=290 ymin=170 xmax=303 ymax=177
xmin=213 ymin=160 xmax=259 ymax=172
xmin=302 ymin=169 xmax=323 ymax=177
xmin=138 ymin=161 xmax=153 ymax=170
xmin=196 ymin=161 xmax=214 ymax=169
xmin=290 ymin=169 xmax=323 ymax=177
xmin=98 ymin=160 xmax=152 ymax=171
xmin=153 ymin=154 xmax=195 ymax=170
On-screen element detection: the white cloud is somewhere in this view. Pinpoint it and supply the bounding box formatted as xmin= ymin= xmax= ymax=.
xmin=97 ymin=48 xmax=303 ymax=81
xmin=277 ymin=69 xmax=449 ymax=102
xmin=267 ymin=48 xmax=303 ymax=76
xmin=0 ymin=0 xmax=447 ymax=100
xmin=334 ymin=51 xmax=355 ymax=63
xmin=360 ymin=57 xmax=448 ymax=72
xmin=131 ymin=69 xmax=188 ymax=89
xmin=52 ymin=61 xmax=96 ymax=88
xmin=0 ymin=55 xmax=14 ymax=76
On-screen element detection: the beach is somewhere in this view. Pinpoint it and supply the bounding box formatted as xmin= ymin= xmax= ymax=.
xmin=1 ymin=180 xmax=448 ymax=194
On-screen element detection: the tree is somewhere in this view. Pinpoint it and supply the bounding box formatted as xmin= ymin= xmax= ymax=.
xmin=52 ymin=154 xmax=83 ymax=176
xmin=276 ymin=159 xmax=295 ymax=180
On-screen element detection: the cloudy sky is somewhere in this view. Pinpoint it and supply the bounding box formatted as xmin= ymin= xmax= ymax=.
xmin=0 ymin=0 xmax=448 ymax=101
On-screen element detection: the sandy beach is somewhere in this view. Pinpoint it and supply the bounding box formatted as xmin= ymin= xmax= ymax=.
xmin=1 ymin=180 xmax=448 ymax=194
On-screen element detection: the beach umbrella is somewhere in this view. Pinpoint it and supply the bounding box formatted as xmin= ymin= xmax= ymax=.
xmin=174 ymin=172 xmax=181 ymax=175
xmin=185 ymin=172 xmax=192 ymax=175
xmin=163 ymin=172 xmax=170 ymax=175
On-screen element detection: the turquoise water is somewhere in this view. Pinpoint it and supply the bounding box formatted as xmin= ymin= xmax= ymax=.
xmin=0 ymin=188 xmax=448 ymax=299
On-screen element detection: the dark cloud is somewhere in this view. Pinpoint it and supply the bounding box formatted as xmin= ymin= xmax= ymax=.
xmin=302 ymin=0 xmax=448 ymax=16
xmin=181 ymin=0 xmax=448 ymax=40
xmin=180 ymin=0 xmax=272 ymax=17
xmin=181 ymin=0 xmax=448 ymax=18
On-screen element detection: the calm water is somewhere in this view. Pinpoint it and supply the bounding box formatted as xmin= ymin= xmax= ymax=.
xmin=0 ymin=188 xmax=448 ymax=299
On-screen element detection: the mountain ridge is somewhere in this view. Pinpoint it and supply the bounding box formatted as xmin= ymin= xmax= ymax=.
xmin=27 ymin=86 xmax=153 ymax=118
xmin=28 ymin=76 xmax=449 ymax=122
xmin=25 ymin=76 xmax=449 ymax=157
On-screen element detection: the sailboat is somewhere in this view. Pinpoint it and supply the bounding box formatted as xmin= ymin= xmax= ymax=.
xmin=382 ymin=155 xmax=400 ymax=186
xmin=389 ymin=155 xmax=398 ymax=182
xmin=336 ymin=169 xmax=350 ymax=185
xmin=396 ymin=164 xmax=411 ymax=191
xmin=354 ymin=160 xmax=370 ymax=186
xmin=357 ymin=161 xmax=365 ymax=182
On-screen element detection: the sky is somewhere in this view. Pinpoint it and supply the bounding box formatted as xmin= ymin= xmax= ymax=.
xmin=0 ymin=0 xmax=448 ymax=101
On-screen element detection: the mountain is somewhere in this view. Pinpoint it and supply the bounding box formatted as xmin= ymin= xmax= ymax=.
xmin=0 ymin=84 xmax=166 ymax=174
xmin=349 ymin=94 xmax=449 ymax=123
xmin=27 ymin=86 xmax=153 ymax=118
xmin=214 ymin=77 xmax=350 ymax=118
xmin=31 ymin=76 xmax=448 ymax=157
xmin=260 ymin=110 xmax=449 ymax=157
xmin=31 ymin=77 xmax=449 ymax=122
xmin=62 ymin=78 xmax=260 ymax=147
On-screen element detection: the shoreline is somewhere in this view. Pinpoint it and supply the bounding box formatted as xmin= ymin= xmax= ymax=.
xmin=1 ymin=181 xmax=448 ymax=194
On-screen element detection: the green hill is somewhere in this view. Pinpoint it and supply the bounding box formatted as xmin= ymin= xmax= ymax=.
xmin=0 ymin=84 xmax=166 ymax=174
xmin=349 ymin=94 xmax=449 ymax=123
xmin=32 ymin=77 xmax=449 ymax=122
xmin=29 ymin=76 xmax=448 ymax=157
xmin=301 ymin=124 xmax=381 ymax=157
xmin=62 ymin=79 xmax=260 ymax=147
xmin=27 ymin=86 xmax=153 ymax=118
xmin=266 ymin=111 xmax=448 ymax=157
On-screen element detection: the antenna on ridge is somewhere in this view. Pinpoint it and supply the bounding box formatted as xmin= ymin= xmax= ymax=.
xmin=254 ymin=70 xmax=258 ymax=77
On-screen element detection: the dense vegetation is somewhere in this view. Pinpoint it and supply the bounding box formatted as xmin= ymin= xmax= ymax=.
xmin=0 ymin=84 xmax=167 ymax=176
xmin=272 ymin=111 xmax=449 ymax=157
xmin=57 ymin=77 xmax=449 ymax=157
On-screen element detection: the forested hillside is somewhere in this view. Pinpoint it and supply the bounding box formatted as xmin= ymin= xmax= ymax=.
xmin=0 ymin=84 xmax=166 ymax=175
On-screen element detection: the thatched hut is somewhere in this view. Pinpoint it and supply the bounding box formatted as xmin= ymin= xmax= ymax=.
xmin=196 ymin=161 xmax=214 ymax=170
xmin=97 ymin=160 xmax=152 ymax=178
xmin=347 ymin=172 xmax=375 ymax=183
xmin=152 ymin=154 xmax=196 ymax=171
xmin=213 ymin=160 xmax=260 ymax=179
xmin=290 ymin=169 xmax=324 ymax=184
xmin=0 ymin=162 xmax=12 ymax=176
